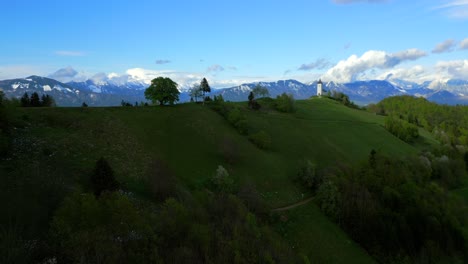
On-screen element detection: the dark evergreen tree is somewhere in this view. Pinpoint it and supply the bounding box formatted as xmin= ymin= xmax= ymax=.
xmin=41 ymin=94 xmax=55 ymax=107
xmin=91 ymin=157 xmax=119 ymax=196
xmin=20 ymin=92 xmax=30 ymax=107
xmin=248 ymin=91 xmax=254 ymax=102
xmin=82 ymin=102 xmax=88 ymax=107
xmin=200 ymin=78 xmax=211 ymax=103
xmin=30 ymin=92 xmax=41 ymax=107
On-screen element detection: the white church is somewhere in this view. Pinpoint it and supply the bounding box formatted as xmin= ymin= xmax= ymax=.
xmin=317 ymin=79 xmax=323 ymax=97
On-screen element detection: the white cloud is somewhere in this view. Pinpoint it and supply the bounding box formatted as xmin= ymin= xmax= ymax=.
xmin=432 ymin=39 xmax=456 ymax=53
xmin=48 ymin=66 xmax=78 ymax=82
xmin=460 ymin=38 xmax=468 ymax=49
xmin=55 ymin=50 xmax=86 ymax=56
xmin=322 ymin=49 xmax=427 ymax=82
xmin=377 ymin=65 xmax=431 ymax=82
xmin=435 ymin=60 xmax=468 ymax=79
xmin=434 ymin=0 xmax=468 ymax=19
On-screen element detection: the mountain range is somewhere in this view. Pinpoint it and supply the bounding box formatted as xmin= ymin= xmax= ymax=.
xmin=1 ymin=75 xmax=467 ymax=106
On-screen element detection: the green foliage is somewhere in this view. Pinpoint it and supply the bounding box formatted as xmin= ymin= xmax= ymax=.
xmin=384 ymin=116 xmax=419 ymax=143
xmin=144 ymin=77 xmax=180 ymax=105
xmin=320 ymin=153 xmax=468 ymax=263
xmin=248 ymin=91 xmax=254 ymax=102
xmin=50 ymin=192 xmax=160 ymax=263
xmin=20 ymin=92 xmax=55 ymax=107
xmin=30 ymin=92 xmax=41 ymax=107
xmin=326 ymin=91 xmax=360 ymax=109
xmin=213 ymin=94 xmax=224 ymax=102
xmin=20 ymin=92 xmax=30 ymax=107
xmin=248 ymin=91 xmax=261 ymax=110
xmin=297 ymin=160 xmax=322 ymax=191
xmin=275 ymin=93 xmax=295 ymax=113
xmin=252 ymin=84 xmax=270 ymax=98
xmin=200 ymin=77 xmax=211 ymax=95
xmin=121 ymin=99 xmax=133 ymax=107
xmin=316 ymin=179 xmax=341 ymax=220
xmin=41 ymin=94 xmax=55 ymax=107
xmin=91 ymin=157 xmax=119 ymax=196
xmin=378 ymin=95 xmax=468 ymax=146
xmin=227 ymin=107 xmax=249 ymax=134
xmin=211 ymin=165 xmax=234 ymax=193
xmin=248 ymin=130 xmax=271 ymax=149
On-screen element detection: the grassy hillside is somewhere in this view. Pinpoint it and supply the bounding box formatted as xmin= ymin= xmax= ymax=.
xmin=2 ymin=98 xmax=429 ymax=263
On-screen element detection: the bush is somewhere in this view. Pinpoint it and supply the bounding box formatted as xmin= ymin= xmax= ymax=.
xmin=90 ymin=157 xmax=119 ymax=196
xmin=234 ymin=119 xmax=249 ymax=135
xmin=227 ymin=107 xmax=244 ymax=125
xmin=211 ymin=165 xmax=234 ymax=193
xmin=248 ymin=130 xmax=271 ymax=149
xmin=384 ymin=116 xmax=419 ymax=143
xmin=274 ymin=93 xmax=295 ymax=113
xmin=297 ymin=160 xmax=322 ymax=191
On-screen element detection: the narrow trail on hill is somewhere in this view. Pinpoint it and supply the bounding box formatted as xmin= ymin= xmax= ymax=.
xmin=271 ymin=197 xmax=314 ymax=212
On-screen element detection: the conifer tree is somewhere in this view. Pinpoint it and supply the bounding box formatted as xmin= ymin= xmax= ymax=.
xmin=200 ymin=78 xmax=211 ymax=103
xmin=30 ymin=92 xmax=41 ymax=107
xmin=20 ymin=92 xmax=30 ymax=107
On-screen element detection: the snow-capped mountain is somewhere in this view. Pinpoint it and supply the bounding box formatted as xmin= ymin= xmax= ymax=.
xmin=0 ymin=76 xmax=146 ymax=106
xmin=211 ymin=80 xmax=312 ymax=101
xmin=1 ymin=75 xmax=468 ymax=106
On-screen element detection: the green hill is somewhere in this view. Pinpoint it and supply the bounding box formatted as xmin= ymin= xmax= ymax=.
xmin=1 ymin=98 xmax=436 ymax=263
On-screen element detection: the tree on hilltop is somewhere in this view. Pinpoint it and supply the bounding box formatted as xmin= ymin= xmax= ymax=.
xmin=200 ymin=78 xmax=211 ymax=103
xmin=144 ymin=77 xmax=180 ymax=105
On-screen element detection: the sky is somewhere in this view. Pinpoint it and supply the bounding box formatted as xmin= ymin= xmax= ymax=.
xmin=0 ymin=0 xmax=467 ymax=88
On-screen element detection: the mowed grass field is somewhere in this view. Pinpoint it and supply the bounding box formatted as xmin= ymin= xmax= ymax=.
xmin=9 ymin=98 xmax=430 ymax=263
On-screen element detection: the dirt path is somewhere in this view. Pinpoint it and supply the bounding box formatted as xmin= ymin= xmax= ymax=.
xmin=271 ymin=197 xmax=314 ymax=212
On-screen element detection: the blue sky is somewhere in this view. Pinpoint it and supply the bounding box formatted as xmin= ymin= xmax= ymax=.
xmin=1 ymin=0 xmax=467 ymax=87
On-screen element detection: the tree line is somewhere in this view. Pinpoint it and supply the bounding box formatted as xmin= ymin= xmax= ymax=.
xmin=369 ymin=95 xmax=468 ymax=146
xmin=20 ymin=92 xmax=55 ymax=107
xmin=299 ymin=149 xmax=468 ymax=263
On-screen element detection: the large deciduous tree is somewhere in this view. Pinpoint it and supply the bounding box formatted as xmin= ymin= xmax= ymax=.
xmin=144 ymin=77 xmax=180 ymax=105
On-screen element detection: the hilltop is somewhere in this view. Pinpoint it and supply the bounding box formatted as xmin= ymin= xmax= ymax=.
xmin=1 ymin=96 xmax=466 ymax=263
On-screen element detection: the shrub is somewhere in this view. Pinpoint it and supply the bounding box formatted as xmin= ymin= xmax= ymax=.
xmin=227 ymin=107 xmax=244 ymax=125
xmin=274 ymin=93 xmax=295 ymax=113
xmin=211 ymin=165 xmax=234 ymax=193
xmin=248 ymin=130 xmax=271 ymax=149
xmin=297 ymin=160 xmax=322 ymax=191
xmin=90 ymin=157 xmax=119 ymax=196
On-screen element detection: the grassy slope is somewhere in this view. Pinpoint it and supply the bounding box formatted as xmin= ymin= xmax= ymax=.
xmin=8 ymin=98 xmax=428 ymax=263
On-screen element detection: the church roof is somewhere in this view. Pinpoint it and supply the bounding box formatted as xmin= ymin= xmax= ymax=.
xmin=317 ymin=79 xmax=323 ymax=84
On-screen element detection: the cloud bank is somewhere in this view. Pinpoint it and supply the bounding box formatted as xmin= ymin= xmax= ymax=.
xmin=323 ymin=48 xmax=427 ymax=82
